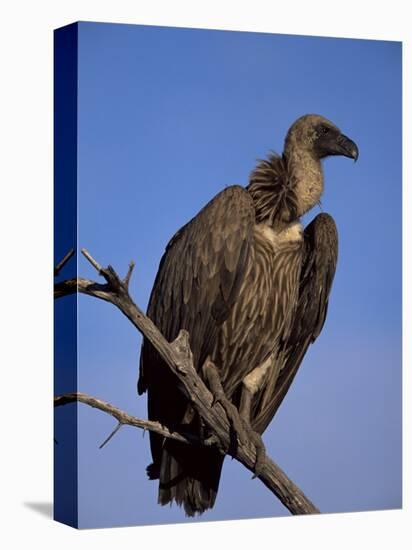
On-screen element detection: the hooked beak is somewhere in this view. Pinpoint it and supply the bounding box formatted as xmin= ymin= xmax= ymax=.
xmin=335 ymin=133 xmax=359 ymax=161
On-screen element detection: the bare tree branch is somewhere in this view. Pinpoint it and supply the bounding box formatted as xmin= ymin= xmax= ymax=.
xmin=81 ymin=248 xmax=103 ymax=273
xmin=54 ymin=248 xmax=75 ymax=277
xmin=54 ymin=249 xmax=320 ymax=516
xmin=54 ymin=392 xmax=197 ymax=446
xmin=123 ymin=260 xmax=135 ymax=289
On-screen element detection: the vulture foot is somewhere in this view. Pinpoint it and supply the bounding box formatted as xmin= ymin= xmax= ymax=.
xmin=238 ymin=376 xmax=267 ymax=476
xmin=247 ymin=428 xmax=266 ymax=477
xmin=202 ymin=358 xmax=248 ymax=450
xmin=201 ymin=357 xmax=266 ymax=472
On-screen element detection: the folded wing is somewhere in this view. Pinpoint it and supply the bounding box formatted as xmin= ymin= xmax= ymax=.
xmin=252 ymin=213 xmax=338 ymax=433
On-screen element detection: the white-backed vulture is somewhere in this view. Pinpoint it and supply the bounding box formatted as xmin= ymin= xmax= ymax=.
xmin=138 ymin=114 xmax=359 ymax=516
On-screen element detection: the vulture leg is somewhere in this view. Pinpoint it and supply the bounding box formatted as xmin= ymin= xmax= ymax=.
xmin=202 ymin=358 xmax=248 ymax=451
xmin=237 ymin=354 xmax=278 ymax=475
xmin=239 ymin=353 xmax=274 ymax=423
xmin=202 ymin=358 xmax=266 ymax=475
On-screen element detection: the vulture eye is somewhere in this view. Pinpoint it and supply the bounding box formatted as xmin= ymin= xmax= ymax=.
xmin=320 ymin=126 xmax=330 ymax=135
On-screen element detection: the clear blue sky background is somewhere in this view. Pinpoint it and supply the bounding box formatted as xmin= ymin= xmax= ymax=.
xmin=58 ymin=22 xmax=402 ymax=528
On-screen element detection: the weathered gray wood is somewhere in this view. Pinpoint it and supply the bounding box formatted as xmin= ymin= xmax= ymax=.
xmin=54 ymin=392 xmax=197 ymax=446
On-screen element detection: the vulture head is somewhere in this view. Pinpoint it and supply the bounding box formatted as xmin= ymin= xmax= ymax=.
xmin=284 ymin=114 xmax=359 ymax=162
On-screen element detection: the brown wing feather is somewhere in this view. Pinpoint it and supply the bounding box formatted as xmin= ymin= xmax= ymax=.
xmin=252 ymin=213 xmax=338 ymax=433
xmin=138 ymin=186 xmax=255 ymax=469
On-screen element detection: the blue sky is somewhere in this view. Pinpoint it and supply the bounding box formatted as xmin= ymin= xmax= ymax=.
xmin=55 ymin=22 xmax=401 ymax=528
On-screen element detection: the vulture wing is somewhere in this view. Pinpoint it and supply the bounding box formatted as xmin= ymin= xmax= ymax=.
xmin=252 ymin=213 xmax=338 ymax=434
xmin=139 ymin=184 xmax=255 ymax=391
xmin=137 ymin=185 xmax=255 ymax=515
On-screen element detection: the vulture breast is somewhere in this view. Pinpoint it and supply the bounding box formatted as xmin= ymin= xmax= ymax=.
xmin=215 ymin=221 xmax=304 ymax=399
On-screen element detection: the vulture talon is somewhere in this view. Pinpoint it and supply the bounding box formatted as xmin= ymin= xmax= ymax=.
xmin=211 ymin=391 xmax=223 ymax=408
xmin=214 ymin=392 xmax=248 ymax=448
xmin=202 ymin=358 xmax=249 ymax=448
xmin=248 ymin=430 xmax=266 ymax=478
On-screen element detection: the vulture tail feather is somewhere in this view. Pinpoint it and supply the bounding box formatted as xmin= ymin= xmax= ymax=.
xmin=156 ymin=441 xmax=224 ymax=517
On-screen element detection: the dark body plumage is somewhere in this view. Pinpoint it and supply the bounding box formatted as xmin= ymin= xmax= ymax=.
xmin=138 ymin=115 xmax=357 ymax=516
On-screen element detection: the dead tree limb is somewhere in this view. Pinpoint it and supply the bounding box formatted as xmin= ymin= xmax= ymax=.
xmin=54 ymin=249 xmax=320 ymax=516
xmin=54 ymin=248 xmax=75 ymax=277
xmin=54 ymin=392 xmax=198 ymax=447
